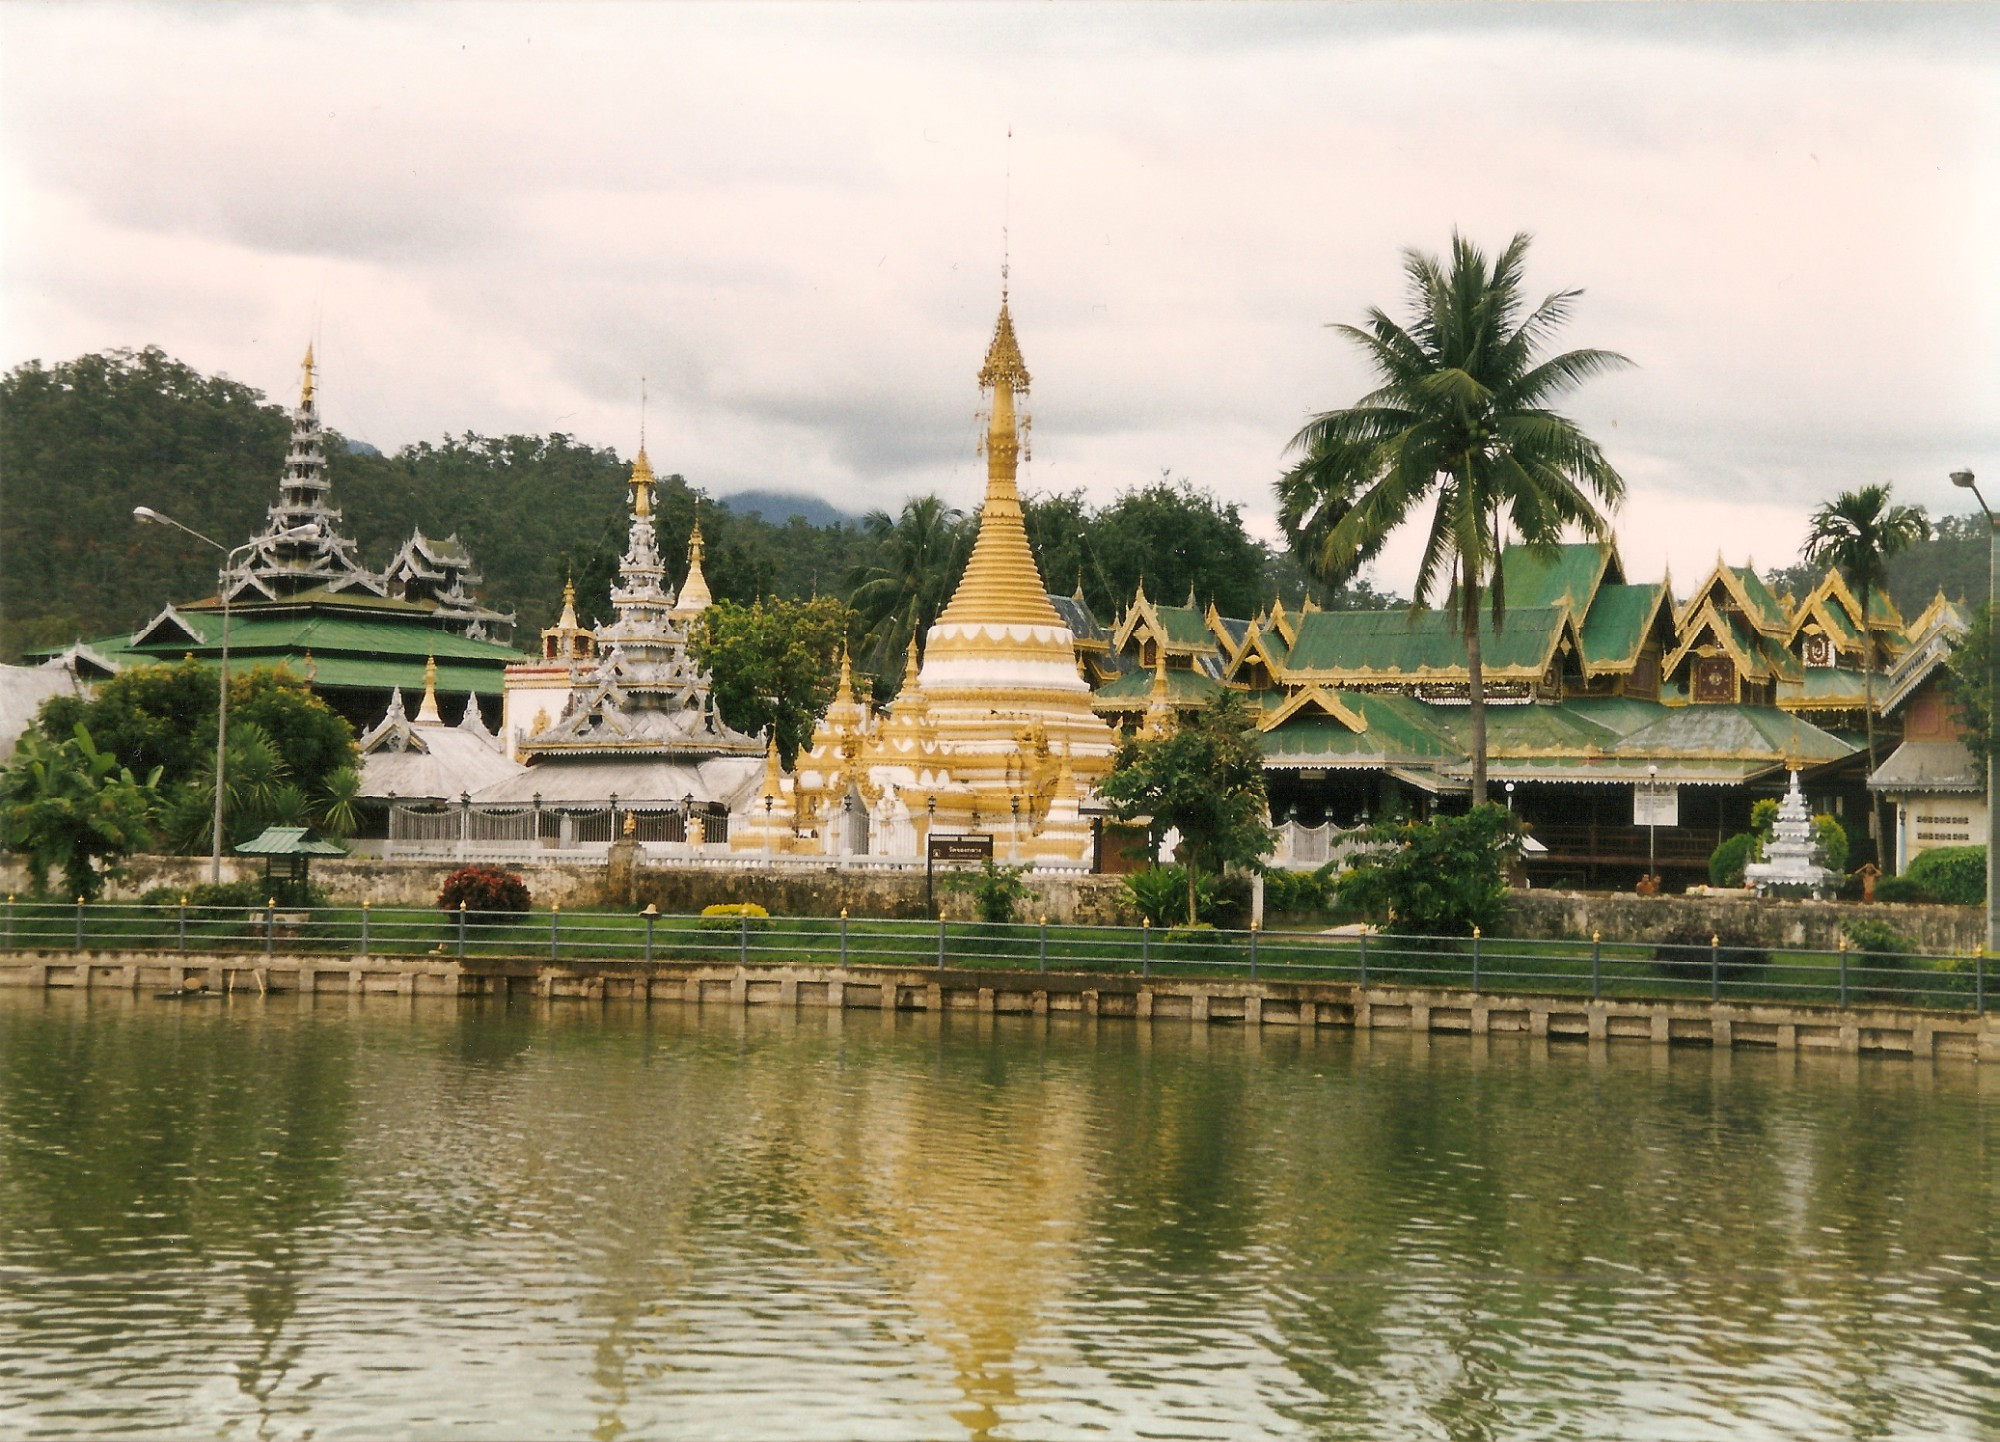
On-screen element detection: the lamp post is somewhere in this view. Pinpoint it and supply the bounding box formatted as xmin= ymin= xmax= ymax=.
xmin=1504 ymin=781 xmax=1515 ymax=811
xmin=1949 ymin=468 xmax=1999 ymax=953
xmin=133 ymin=507 xmax=315 ymax=883
xmin=1646 ymin=763 xmax=1659 ymax=889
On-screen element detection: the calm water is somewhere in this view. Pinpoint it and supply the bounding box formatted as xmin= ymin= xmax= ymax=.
xmin=0 ymin=991 xmax=1993 ymax=1441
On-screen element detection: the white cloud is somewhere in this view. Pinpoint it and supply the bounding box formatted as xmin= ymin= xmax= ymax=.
xmin=2 ymin=2 xmax=1995 ymax=596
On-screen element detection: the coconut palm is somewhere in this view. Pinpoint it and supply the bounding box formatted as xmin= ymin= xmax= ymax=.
xmin=845 ymin=495 xmax=970 ymax=687
xmin=1801 ymin=483 xmax=1930 ymax=868
xmin=1278 ymin=231 xmax=1631 ymax=805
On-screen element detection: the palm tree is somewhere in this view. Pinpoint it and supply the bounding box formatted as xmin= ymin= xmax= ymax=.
xmin=1278 ymin=231 xmax=1631 ymax=805
xmin=1802 ymin=484 xmax=1930 ymax=869
xmin=845 ymin=495 xmax=970 ymax=686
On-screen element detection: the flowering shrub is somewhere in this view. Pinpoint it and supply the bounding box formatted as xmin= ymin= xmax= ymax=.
xmin=698 ymin=901 xmax=772 ymax=931
xmin=437 ymin=866 xmax=532 ymax=916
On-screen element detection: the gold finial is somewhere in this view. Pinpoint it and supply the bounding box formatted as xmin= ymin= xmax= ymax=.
xmin=415 ymin=652 xmax=442 ymax=724
xmin=300 ymin=343 xmax=316 ymax=407
xmin=623 ymin=811 xmax=637 ymax=836
xmin=630 ymin=446 xmax=655 ymax=518
xmin=836 ymin=645 xmax=856 ymax=704
xmin=675 ymin=520 xmax=712 ymax=617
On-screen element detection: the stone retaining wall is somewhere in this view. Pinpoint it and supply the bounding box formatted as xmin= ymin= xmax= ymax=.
xmin=0 ymin=853 xmax=1137 ymax=924
xmin=1504 ymin=889 xmax=1982 ymax=955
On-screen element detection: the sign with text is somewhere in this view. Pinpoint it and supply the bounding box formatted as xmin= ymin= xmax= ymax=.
xmin=928 ymin=834 xmax=995 ymax=863
xmin=1633 ymin=782 xmax=1680 ymax=828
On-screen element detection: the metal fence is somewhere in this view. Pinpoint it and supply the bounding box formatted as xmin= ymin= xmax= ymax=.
xmin=1 ymin=899 xmax=1987 ymax=1014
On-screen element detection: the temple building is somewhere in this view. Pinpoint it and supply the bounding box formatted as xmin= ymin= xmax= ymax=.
xmin=354 ymin=656 xmax=525 ymax=841
xmin=741 ymin=290 xmax=1120 ymax=865
xmin=1071 ymin=539 xmax=1952 ymax=885
xmin=477 ymin=445 xmax=764 ymax=831
xmin=32 ymin=348 xmax=524 ymax=729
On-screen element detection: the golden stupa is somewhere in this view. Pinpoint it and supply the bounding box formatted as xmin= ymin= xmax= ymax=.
xmin=738 ymin=287 xmax=1119 ymax=865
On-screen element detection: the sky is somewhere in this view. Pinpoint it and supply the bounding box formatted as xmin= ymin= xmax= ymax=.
xmin=3 ymin=2 xmax=1997 ymax=597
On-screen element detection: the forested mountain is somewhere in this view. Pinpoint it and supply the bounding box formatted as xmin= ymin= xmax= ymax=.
xmin=1 ymin=347 xmax=1389 ymax=663
xmin=1765 ymin=509 xmax=1988 ymax=618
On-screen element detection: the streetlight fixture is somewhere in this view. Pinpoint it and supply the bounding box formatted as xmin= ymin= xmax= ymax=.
xmin=1950 ymin=468 xmax=1998 ymax=954
xmin=133 ymin=506 xmax=315 ymax=884
xmin=1646 ymin=763 xmax=1659 ymax=890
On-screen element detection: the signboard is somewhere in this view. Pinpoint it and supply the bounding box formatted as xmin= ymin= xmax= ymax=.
xmin=1633 ymin=782 xmax=1679 ymax=828
xmin=928 ymin=834 xmax=995 ymax=863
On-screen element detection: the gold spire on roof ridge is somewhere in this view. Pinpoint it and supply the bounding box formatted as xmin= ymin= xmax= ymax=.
xmin=677 ymin=521 xmax=712 ymax=613
xmin=416 ymin=652 xmax=442 ymax=724
xmin=300 ymin=343 xmax=316 ymax=407
xmin=629 ymin=445 xmax=655 ymax=518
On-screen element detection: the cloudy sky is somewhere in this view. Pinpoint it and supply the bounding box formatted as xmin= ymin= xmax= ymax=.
xmin=4 ymin=3 xmax=1996 ymax=594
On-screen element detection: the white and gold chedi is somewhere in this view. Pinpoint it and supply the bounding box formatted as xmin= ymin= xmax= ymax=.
xmin=737 ymin=293 xmax=1119 ymax=865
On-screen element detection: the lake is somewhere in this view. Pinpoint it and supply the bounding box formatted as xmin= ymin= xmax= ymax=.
xmin=0 ymin=989 xmax=1992 ymax=1440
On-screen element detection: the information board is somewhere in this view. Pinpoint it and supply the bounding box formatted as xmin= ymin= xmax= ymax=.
xmin=1633 ymin=782 xmax=1679 ymax=828
xmin=928 ymin=834 xmax=995 ymax=863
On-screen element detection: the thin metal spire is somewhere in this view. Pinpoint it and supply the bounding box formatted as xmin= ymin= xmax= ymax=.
xmin=1002 ymin=124 xmax=1012 ymax=302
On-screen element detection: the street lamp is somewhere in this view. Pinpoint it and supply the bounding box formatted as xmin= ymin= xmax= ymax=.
xmin=1646 ymin=763 xmax=1659 ymax=890
xmin=134 ymin=507 xmax=315 ymax=884
xmin=1949 ymin=468 xmax=1997 ymax=953
xmin=1504 ymin=781 xmax=1515 ymax=812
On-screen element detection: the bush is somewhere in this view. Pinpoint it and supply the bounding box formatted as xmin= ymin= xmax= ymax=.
xmin=1122 ymin=866 xmax=1244 ymax=928
xmin=438 ymin=866 xmax=532 ymax=916
xmin=1904 ymin=846 xmax=1986 ymax=907
xmin=1708 ymin=834 xmax=1756 ymax=888
xmin=1650 ymin=922 xmax=1769 ymax=984
xmin=1337 ymin=806 xmax=1518 ymax=936
xmin=940 ymin=861 xmax=1033 ymax=924
xmin=1872 ymin=874 xmax=1932 ymax=904
xmin=1811 ymin=815 xmax=1850 ymax=873
xmin=141 ymin=880 xmax=272 ymax=909
xmin=1841 ymin=917 xmax=1918 ymax=1005
xmin=1263 ymin=865 xmax=1339 ymax=914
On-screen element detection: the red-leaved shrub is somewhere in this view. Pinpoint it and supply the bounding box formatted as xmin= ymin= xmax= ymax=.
xmin=437 ymin=866 xmax=532 ymax=916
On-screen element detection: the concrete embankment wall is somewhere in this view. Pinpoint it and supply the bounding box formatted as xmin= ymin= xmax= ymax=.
xmin=1505 ymin=890 xmax=1983 ymax=955
xmin=6 ymin=950 xmax=1993 ymax=1064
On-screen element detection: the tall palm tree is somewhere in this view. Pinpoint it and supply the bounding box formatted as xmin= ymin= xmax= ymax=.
xmin=1802 ymin=483 xmax=1930 ymax=869
xmin=845 ymin=495 xmax=970 ymax=686
xmin=1278 ymin=231 xmax=1631 ymax=805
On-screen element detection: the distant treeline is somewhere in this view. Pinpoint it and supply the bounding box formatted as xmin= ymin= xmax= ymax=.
xmin=0 ymin=347 xmax=1389 ymax=663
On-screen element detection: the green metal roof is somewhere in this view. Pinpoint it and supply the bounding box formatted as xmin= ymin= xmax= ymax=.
xmin=1496 ymin=542 xmax=1613 ymax=611
xmin=1577 ymin=583 xmax=1664 ymax=671
xmin=1728 ymin=566 xmax=1790 ymax=636
xmin=1151 ymin=604 xmax=1216 ymax=648
xmin=1092 ymin=666 xmax=1225 ymax=704
xmin=1281 ymin=605 xmax=1567 ymax=679
xmin=235 ymin=825 xmax=348 ymax=856
xmin=1436 ymin=702 xmax=1624 ymax=755
xmin=1778 ymin=667 xmax=1873 ymax=709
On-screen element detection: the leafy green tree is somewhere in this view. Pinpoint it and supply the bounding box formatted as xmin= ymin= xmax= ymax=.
xmin=1338 ymin=805 xmax=1520 ymax=936
xmin=689 ymin=596 xmax=852 ymax=767
xmin=1090 ymin=474 xmax=1271 ymax=619
xmin=0 ymin=723 xmax=160 ymax=898
xmin=845 ymin=496 xmax=970 ymax=679
xmin=1801 ymin=483 xmax=1931 ymax=867
xmin=1944 ymin=600 xmax=1990 ymax=765
xmin=1100 ymin=692 xmax=1274 ymax=926
xmin=1278 ymin=231 xmax=1630 ymax=805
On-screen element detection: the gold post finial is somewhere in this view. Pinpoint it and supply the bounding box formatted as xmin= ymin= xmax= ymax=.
xmin=415 ymin=651 xmax=442 ymax=724
xmin=300 ymin=343 xmax=316 ymax=407
xmin=629 ymin=446 xmax=654 ymax=518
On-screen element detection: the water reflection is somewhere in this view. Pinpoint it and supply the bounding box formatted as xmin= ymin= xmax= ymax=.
xmin=0 ymin=990 xmax=1992 ymax=1440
